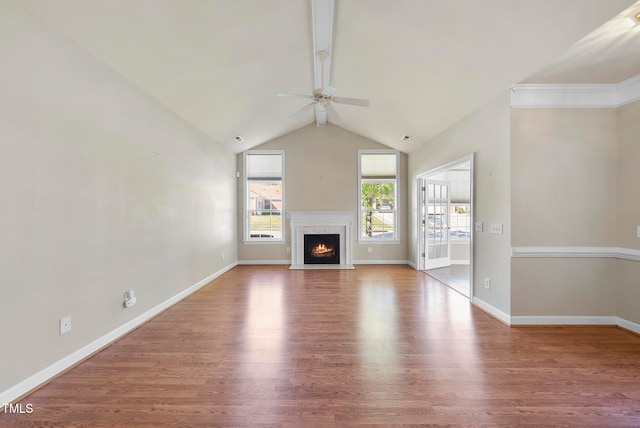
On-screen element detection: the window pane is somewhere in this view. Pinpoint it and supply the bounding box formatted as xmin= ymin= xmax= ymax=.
xmin=249 ymin=211 xmax=282 ymax=239
xmin=361 ymin=211 xmax=395 ymax=238
xmin=247 ymin=177 xmax=282 ymax=240
xmin=361 ymin=182 xmax=395 ymax=210
xmin=450 ymin=204 xmax=471 ymax=240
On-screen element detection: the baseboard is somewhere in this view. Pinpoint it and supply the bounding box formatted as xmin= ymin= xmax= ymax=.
xmin=238 ymin=259 xmax=413 ymax=266
xmin=510 ymin=315 xmax=618 ymax=326
xmin=615 ymin=317 xmax=640 ymax=335
xmin=0 ymin=261 xmax=238 ymax=406
xmin=471 ymin=297 xmax=511 ymax=325
xmin=450 ymin=260 xmax=470 ymax=265
xmin=353 ymin=259 xmax=411 ymax=265
xmin=237 ymin=260 xmax=290 ymax=265
xmin=505 ymin=315 xmax=640 ymax=334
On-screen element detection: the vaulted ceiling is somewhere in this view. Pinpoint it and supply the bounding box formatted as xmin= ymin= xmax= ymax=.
xmin=16 ymin=0 xmax=640 ymax=153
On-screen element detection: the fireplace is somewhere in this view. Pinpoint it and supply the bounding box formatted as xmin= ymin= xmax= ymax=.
xmin=304 ymin=234 xmax=340 ymax=265
xmin=287 ymin=211 xmax=354 ymax=269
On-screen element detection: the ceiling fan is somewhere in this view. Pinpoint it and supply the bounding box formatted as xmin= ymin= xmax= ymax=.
xmin=278 ymin=48 xmax=370 ymax=125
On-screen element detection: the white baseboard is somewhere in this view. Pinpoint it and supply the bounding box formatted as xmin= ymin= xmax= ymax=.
xmin=510 ymin=315 xmax=618 ymax=326
xmin=616 ymin=317 xmax=640 ymax=335
xmin=237 ymin=260 xmax=290 ymax=265
xmin=501 ymin=314 xmax=639 ymax=335
xmin=471 ymin=297 xmax=511 ymax=325
xmin=0 ymin=261 xmax=238 ymax=406
xmin=353 ymin=259 xmax=411 ymax=265
xmin=238 ymin=259 xmax=413 ymax=266
xmin=451 ymin=260 xmax=471 ymax=265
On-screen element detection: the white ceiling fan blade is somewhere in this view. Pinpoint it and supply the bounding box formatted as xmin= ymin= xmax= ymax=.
xmin=332 ymin=96 xmax=369 ymax=107
xmin=325 ymin=103 xmax=341 ymax=124
xmin=321 ymin=85 xmax=337 ymax=97
xmin=278 ymin=93 xmax=314 ymax=99
xmin=291 ymin=102 xmax=316 ymax=117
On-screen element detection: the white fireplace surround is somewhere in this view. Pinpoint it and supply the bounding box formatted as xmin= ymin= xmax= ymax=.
xmin=287 ymin=211 xmax=355 ymax=269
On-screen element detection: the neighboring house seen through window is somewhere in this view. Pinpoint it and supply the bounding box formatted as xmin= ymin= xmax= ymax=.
xmin=244 ymin=150 xmax=284 ymax=242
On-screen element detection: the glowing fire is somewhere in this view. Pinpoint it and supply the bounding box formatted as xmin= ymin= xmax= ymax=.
xmin=311 ymin=243 xmax=335 ymax=257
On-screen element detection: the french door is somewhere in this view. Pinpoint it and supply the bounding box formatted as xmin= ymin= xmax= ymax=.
xmin=420 ymin=179 xmax=451 ymax=270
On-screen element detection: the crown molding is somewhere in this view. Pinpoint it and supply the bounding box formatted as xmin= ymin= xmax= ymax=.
xmin=511 ymin=73 xmax=640 ymax=108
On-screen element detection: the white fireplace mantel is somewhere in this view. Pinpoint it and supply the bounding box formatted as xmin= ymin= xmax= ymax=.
xmin=287 ymin=211 xmax=355 ymax=269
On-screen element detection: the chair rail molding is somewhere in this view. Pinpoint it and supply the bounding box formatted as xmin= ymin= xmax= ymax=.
xmin=511 ymin=246 xmax=640 ymax=262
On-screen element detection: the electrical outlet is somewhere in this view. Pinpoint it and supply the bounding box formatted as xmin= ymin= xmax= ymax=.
xmin=484 ymin=278 xmax=491 ymax=289
xmin=490 ymin=224 xmax=503 ymax=235
xmin=222 ymin=251 xmax=225 ymax=260
xmin=60 ymin=316 xmax=71 ymax=335
xmin=637 ymin=226 xmax=640 ymax=238
xmin=124 ymin=290 xmax=137 ymax=308
xmin=286 ymin=247 xmax=291 ymax=254
xmin=367 ymin=247 xmax=372 ymax=253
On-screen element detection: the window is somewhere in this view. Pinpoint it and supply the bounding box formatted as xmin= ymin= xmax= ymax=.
xmin=449 ymin=203 xmax=471 ymax=241
xmin=244 ymin=150 xmax=284 ymax=242
xmin=359 ymin=150 xmax=399 ymax=241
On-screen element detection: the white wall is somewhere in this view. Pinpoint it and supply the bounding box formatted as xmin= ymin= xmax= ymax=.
xmin=0 ymin=1 xmax=236 ymax=396
xmin=409 ymin=91 xmax=512 ymax=317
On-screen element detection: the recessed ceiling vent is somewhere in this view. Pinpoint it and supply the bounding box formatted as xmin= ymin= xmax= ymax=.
xmin=401 ymin=135 xmax=412 ymax=142
xmin=234 ymin=135 xmax=244 ymax=143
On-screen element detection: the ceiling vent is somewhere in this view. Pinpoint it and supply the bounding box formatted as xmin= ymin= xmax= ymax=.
xmin=234 ymin=135 xmax=244 ymax=143
xmin=401 ymin=135 xmax=412 ymax=142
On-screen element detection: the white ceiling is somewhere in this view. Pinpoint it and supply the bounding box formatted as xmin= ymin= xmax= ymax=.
xmin=16 ymin=0 xmax=639 ymax=153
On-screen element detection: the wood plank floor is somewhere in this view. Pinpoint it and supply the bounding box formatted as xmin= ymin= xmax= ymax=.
xmin=2 ymin=265 xmax=640 ymax=427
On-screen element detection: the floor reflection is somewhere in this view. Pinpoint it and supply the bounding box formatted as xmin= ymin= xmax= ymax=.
xmin=242 ymin=274 xmax=285 ymax=378
xmin=356 ymin=276 xmax=400 ymax=391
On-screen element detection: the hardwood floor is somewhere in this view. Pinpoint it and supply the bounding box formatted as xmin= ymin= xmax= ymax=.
xmin=2 ymin=265 xmax=640 ymax=427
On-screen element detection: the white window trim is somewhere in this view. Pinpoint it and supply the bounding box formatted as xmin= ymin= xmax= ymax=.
xmin=357 ymin=149 xmax=400 ymax=243
xmin=243 ymin=149 xmax=285 ymax=244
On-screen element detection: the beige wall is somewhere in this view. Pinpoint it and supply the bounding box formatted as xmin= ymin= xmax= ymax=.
xmin=409 ymin=91 xmax=512 ymax=315
xmin=511 ymin=103 xmax=640 ymax=322
xmin=511 ymin=109 xmax=618 ymax=247
xmin=617 ymin=101 xmax=640 ymax=324
xmin=511 ymin=258 xmax=617 ymax=316
xmin=237 ymin=124 xmax=409 ymax=263
xmin=617 ymin=101 xmax=640 ymax=250
xmin=0 ymin=2 xmax=236 ymax=394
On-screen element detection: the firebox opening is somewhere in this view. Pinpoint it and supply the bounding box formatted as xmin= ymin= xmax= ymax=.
xmin=304 ymin=234 xmax=340 ymax=264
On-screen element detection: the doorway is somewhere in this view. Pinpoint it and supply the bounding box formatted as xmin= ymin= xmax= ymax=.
xmin=417 ymin=155 xmax=473 ymax=298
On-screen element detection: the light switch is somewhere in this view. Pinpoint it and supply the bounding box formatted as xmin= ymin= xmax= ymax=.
xmin=475 ymin=222 xmax=483 ymax=232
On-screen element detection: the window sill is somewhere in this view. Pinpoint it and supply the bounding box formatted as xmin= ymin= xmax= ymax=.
xmin=357 ymin=239 xmax=401 ymax=245
xmin=243 ymin=240 xmax=285 ymax=245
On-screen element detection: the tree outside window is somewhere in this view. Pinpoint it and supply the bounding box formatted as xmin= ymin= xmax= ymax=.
xmin=359 ymin=150 xmax=399 ymax=241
